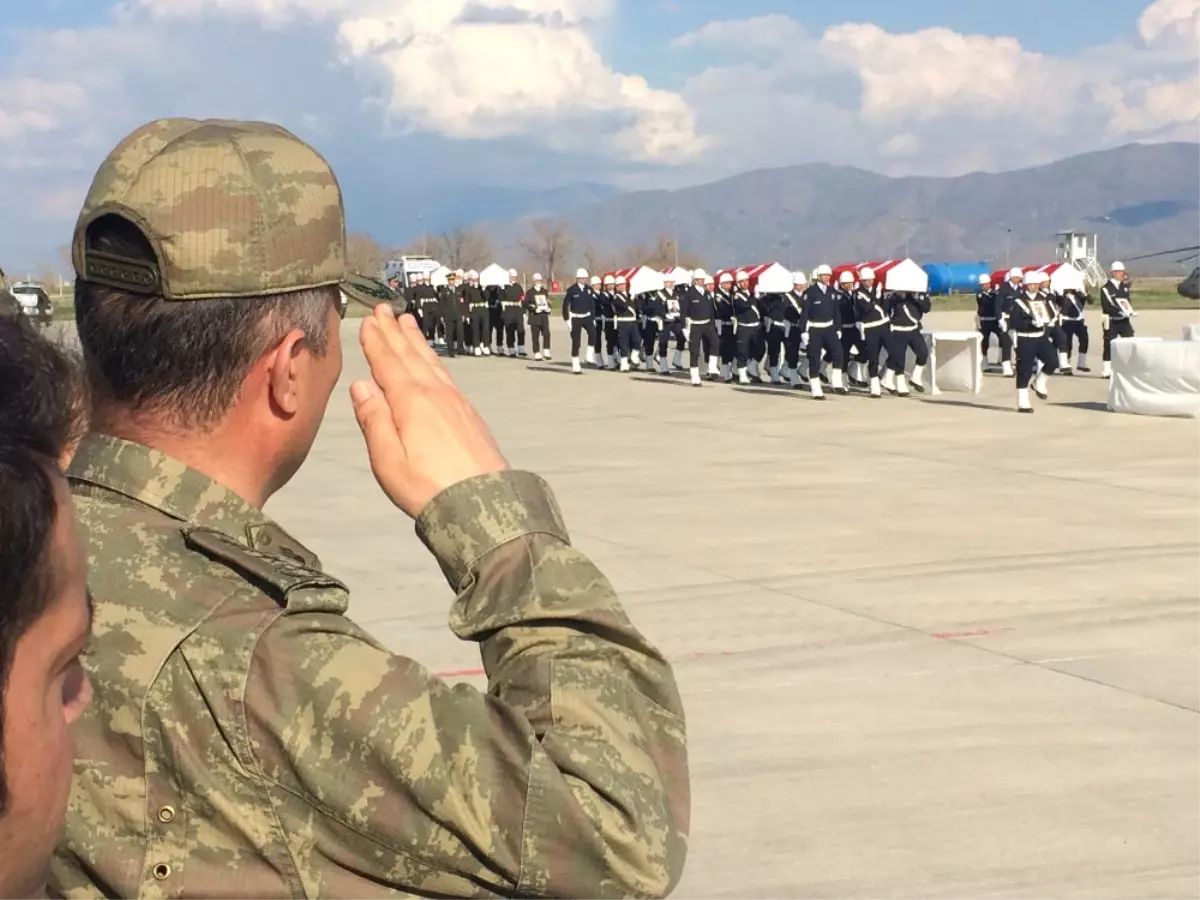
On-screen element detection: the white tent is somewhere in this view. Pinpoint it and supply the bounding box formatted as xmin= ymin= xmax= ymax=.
xmin=479 ymin=263 xmax=511 ymax=288
xmin=879 ymin=258 xmax=929 ymax=293
xmin=744 ymin=262 xmax=793 ymax=294
xmin=428 ymin=265 xmax=451 ymax=287
xmin=662 ymin=266 xmax=692 ymax=285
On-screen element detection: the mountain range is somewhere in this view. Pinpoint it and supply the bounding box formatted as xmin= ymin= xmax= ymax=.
xmin=354 ymin=142 xmax=1199 ymax=275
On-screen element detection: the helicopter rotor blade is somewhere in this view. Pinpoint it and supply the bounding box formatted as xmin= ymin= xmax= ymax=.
xmin=1118 ymin=244 xmax=1200 ymax=262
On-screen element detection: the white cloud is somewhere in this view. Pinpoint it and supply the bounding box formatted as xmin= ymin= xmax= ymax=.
xmin=671 ymin=0 xmax=1200 ymax=180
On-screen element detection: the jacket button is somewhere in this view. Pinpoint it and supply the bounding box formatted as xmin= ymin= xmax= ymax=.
xmin=153 ymin=864 xmax=171 ymax=880
xmin=157 ymin=806 xmax=176 ymax=823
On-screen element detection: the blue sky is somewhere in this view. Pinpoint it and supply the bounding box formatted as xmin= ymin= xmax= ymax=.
xmin=0 ymin=0 xmax=1196 ymax=271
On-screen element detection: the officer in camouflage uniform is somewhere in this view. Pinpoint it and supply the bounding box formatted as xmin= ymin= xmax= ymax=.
xmin=51 ymin=118 xmax=690 ymax=900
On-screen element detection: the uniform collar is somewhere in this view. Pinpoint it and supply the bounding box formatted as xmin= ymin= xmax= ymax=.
xmin=67 ymin=433 xmax=321 ymax=568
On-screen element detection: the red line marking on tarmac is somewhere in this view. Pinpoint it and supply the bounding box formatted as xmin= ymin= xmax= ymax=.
xmin=931 ymin=627 xmax=1014 ymax=640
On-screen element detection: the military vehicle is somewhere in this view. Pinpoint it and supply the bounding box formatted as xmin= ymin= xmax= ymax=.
xmin=9 ymin=281 xmax=54 ymax=328
xmin=1119 ymin=245 xmax=1200 ymax=301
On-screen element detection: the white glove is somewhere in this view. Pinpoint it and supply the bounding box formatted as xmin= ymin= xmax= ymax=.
xmin=800 ymin=333 xmax=810 ymax=350
xmin=783 ymin=322 xmax=792 ymax=338
xmin=1102 ymin=315 xmax=1110 ymax=330
xmin=858 ymin=324 xmax=865 ymax=341
xmin=999 ymin=320 xmax=1008 ymax=333
xmin=974 ymin=315 xmax=981 ymax=330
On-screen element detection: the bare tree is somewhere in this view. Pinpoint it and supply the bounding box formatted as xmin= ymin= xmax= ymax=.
xmin=521 ymin=219 xmax=573 ymax=283
xmin=435 ymin=227 xmax=493 ymax=271
xmin=637 ymin=235 xmax=704 ymax=271
xmin=581 ymin=244 xmax=619 ymax=276
xmin=346 ymin=232 xmax=385 ymax=276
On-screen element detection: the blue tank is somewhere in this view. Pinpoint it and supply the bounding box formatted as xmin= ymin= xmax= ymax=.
xmin=923 ymin=262 xmax=991 ymax=295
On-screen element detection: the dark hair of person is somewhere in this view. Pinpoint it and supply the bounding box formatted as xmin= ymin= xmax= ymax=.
xmin=0 ymin=316 xmax=88 ymax=813
xmin=74 ymin=214 xmax=337 ymax=431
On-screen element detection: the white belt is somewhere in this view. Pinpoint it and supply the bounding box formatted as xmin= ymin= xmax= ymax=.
xmin=862 ymin=319 xmax=889 ymax=329
xmin=809 ymin=320 xmax=834 ymax=328
xmin=569 ymin=312 xmax=592 ymax=318
xmin=1015 ymin=330 xmax=1044 ymax=338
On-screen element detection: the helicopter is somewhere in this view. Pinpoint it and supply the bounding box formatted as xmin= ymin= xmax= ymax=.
xmin=1118 ymin=245 xmax=1200 ymax=299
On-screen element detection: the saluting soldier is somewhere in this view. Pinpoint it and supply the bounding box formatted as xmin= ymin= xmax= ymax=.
xmin=52 ymin=118 xmax=689 ymax=900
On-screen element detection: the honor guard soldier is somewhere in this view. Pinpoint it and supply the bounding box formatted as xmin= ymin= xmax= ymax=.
xmin=837 ymin=270 xmax=866 ymax=386
xmin=976 ymin=273 xmax=1005 ymax=369
xmin=715 ymin=273 xmax=736 ymax=380
xmin=1058 ymin=286 xmax=1091 ymax=372
xmin=684 ymin=270 xmax=720 ymax=386
xmin=1101 ymin=262 xmax=1135 ymax=378
xmin=798 ymin=265 xmax=846 ymax=400
xmin=993 ymin=268 xmax=1023 ymax=376
xmin=414 ymin=273 xmax=441 ymax=343
xmin=640 ymin=283 xmax=666 ymax=371
xmin=781 ymin=271 xmax=808 ymax=387
xmin=564 ymin=268 xmax=598 ymax=373
xmin=464 ymin=270 xmax=490 ymax=356
xmin=437 ymin=270 xmax=465 ymax=357
xmin=523 ymin=273 xmax=553 ymax=360
xmin=500 ymin=270 xmax=525 ymax=357
xmin=657 ymin=276 xmax=687 ymax=373
xmin=882 ymin=287 xmax=931 ymax=396
xmin=1008 ymin=270 xmax=1059 ymax=411
xmin=732 ymin=271 xmax=761 ymax=384
xmin=611 ymin=276 xmax=639 ymax=371
xmin=760 ymin=282 xmax=787 ymax=384
xmin=854 ymin=266 xmax=890 ymax=398
xmin=594 ymin=275 xmax=614 ymax=368
xmin=1042 ymin=282 xmax=1073 ymax=375
xmin=487 ymin=276 xmax=504 ymax=352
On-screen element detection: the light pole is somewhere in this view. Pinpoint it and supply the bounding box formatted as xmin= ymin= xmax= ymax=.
xmin=1102 ymin=216 xmax=1121 ymax=261
xmin=419 ymin=213 xmax=426 ymax=256
xmin=671 ymin=214 xmax=679 ymax=268
xmin=1005 ymin=228 xmax=1012 ymax=268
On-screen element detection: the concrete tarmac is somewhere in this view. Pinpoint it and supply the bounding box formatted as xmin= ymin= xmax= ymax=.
xmin=265 ymin=308 xmax=1199 ymax=898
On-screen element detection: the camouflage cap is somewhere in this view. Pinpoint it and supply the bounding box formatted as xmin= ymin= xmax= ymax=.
xmin=71 ymin=117 xmax=382 ymax=308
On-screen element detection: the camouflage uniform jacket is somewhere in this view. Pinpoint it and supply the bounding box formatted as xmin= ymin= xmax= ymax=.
xmin=53 ymin=435 xmax=690 ymax=899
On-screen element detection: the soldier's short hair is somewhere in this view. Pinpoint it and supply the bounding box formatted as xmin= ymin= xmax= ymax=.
xmin=75 ymin=214 xmax=335 ymax=431
xmin=0 ymin=316 xmax=87 ymax=813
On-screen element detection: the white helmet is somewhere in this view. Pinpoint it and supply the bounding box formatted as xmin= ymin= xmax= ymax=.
xmin=859 ymin=267 xmax=875 ymax=280
xmin=719 ymin=272 xmax=733 ymax=284
xmin=978 ymin=273 xmax=992 ymax=286
xmin=1111 ymin=261 xmax=1126 ymax=272
xmin=508 ymin=268 xmax=517 ymax=277
xmin=1008 ymin=267 xmax=1024 ymax=280
xmin=704 ymin=274 xmax=715 ymax=285
xmin=615 ymin=275 xmax=627 ymax=285
xmin=590 ymin=275 xmax=601 ymax=285
xmin=533 ymin=272 xmax=543 ymax=282
xmin=838 ymin=271 xmax=855 ymax=285
xmin=1027 ymin=270 xmax=1047 ymax=286
xmin=692 ymin=269 xmax=708 ymax=281
xmin=735 ymin=270 xmax=749 ymax=282
xmin=467 ymin=269 xmax=479 ymax=280
xmin=793 ymin=270 xmax=808 ymax=285
xmin=603 ymin=274 xmax=616 ymax=285
xmin=576 ymin=268 xmax=588 ymax=279
xmin=664 ymin=275 xmax=676 ymax=284
xmin=813 ymin=264 xmax=832 ymax=278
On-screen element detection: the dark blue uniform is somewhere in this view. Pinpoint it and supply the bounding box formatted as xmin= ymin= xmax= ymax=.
xmin=854 ymin=286 xmax=890 ymax=385
xmin=1058 ymin=289 xmax=1091 ymax=369
xmin=732 ymin=288 xmax=761 ymax=371
xmin=684 ymin=285 xmax=719 ymax=372
xmin=886 ymin=292 xmax=931 ymax=386
xmin=799 ymin=283 xmax=844 ymax=388
xmin=611 ymin=290 xmax=638 ymax=364
xmin=563 ymin=282 xmax=597 ymax=360
xmin=657 ymin=288 xmax=687 ymax=366
xmin=837 ymin=286 xmax=864 ymax=382
xmin=640 ymin=291 xmax=665 ymax=362
xmin=1100 ymin=279 xmax=1134 ymax=364
xmin=715 ymin=286 xmax=736 ymax=370
xmin=523 ymin=285 xmax=553 ymax=357
xmin=1009 ymin=290 xmax=1059 ymax=399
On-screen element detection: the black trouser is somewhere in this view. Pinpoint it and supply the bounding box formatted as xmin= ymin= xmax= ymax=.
xmin=718 ymin=322 xmax=736 ymax=365
xmin=528 ymin=312 xmax=551 ymax=354
xmin=979 ymin=318 xmax=1011 ymax=363
xmin=469 ymin=307 xmax=489 ymax=348
xmin=421 ymin=308 xmax=440 ymax=340
xmin=689 ymin=321 xmax=719 ymax=368
xmin=659 ymin=319 xmax=686 ymax=357
xmin=1103 ymin=318 xmax=1134 ymax=361
xmin=614 ymin=319 xmax=638 ymax=359
xmin=806 ymin=327 xmax=843 ymax=375
xmin=859 ymin=325 xmax=889 ymax=378
xmin=750 ymin=326 xmax=766 ymax=366
xmin=642 ymin=319 xmax=661 ymax=358
xmin=591 ymin=317 xmax=604 ymax=354
xmin=765 ymin=323 xmax=786 ymax=369
xmin=489 ymin=303 xmax=504 ymax=345
xmin=841 ymin=326 xmax=864 ymax=373
xmin=436 ymin=319 xmax=445 ymax=341
xmin=1062 ymin=319 xmax=1089 ymax=355
xmin=735 ymin=323 xmax=760 ymax=367
xmin=887 ymin=329 xmax=928 ymax=373
xmin=1048 ymin=324 xmax=1068 ymax=353
xmin=444 ymin=317 xmax=464 ymax=356
xmin=501 ymin=306 xmax=524 ymax=349
xmin=569 ymin=315 xmax=596 ymax=355
xmin=605 ymin=319 xmax=619 ymax=358
xmin=1016 ymin=333 xmax=1058 ymax=388
xmin=784 ymin=325 xmax=803 ymax=371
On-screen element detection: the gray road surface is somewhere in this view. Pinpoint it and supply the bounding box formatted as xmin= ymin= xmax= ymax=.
xmin=117 ymin=308 xmax=1200 ymax=896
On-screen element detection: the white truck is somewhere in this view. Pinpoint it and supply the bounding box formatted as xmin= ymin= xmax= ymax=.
xmin=383 ymin=256 xmax=442 ymax=289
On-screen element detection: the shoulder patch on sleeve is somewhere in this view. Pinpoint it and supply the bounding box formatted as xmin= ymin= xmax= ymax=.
xmin=183 ymin=526 xmax=348 ymax=610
